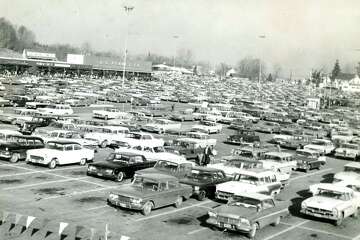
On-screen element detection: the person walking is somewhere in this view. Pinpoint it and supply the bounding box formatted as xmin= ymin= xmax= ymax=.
xmin=202 ymin=145 xmax=213 ymax=166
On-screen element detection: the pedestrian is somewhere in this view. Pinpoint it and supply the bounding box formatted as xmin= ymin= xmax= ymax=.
xmin=202 ymin=145 xmax=213 ymax=166
xmin=171 ymin=104 xmax=175 ymax=112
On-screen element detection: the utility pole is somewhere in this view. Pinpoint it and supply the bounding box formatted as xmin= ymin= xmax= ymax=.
xmin=258 ymin=35 xmax=266 ymax=100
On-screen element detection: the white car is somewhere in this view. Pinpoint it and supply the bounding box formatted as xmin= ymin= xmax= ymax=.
xmin=84 ymin=126 xmax=130 ymax=148
xmin=92 ymin=108 xmax=131 ymax=120
xmin=142 ymin=119 xmax=181 ymax=134
xmin=333 ymin=162 xmax=360 ymax=183
xmin=115 ymin=145 xmax=186 ymax=162
xmin=41 ymin=130 xmax=99 ymax=151
xmin=26 ymin=141 xmax=95 ymax=169
xmin=215 ymin=168 xmax=283 ymax=201
xmin=38 ymin=104 xmax=74 ymax=116
xmin=0 ymin=129 xmax=22 ymax=143
xmin=112 ymin=132 xmax=164 ymax=148
xmin=177 ymin=132 xmax=216 ymax=148
xmin=301 ymin=184 xmax=360 ymax=226
xmin=191 ymin=120 xmax=222 ymax=134
xmin=334 ymin=143 xmax=360 ymax=161
xmin=304 ymin=139 xmax=335 ymax=155
xmin=260 ymin=152 xmax=296 ymax=173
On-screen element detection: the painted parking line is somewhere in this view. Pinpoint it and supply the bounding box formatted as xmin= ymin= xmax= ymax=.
xmin=289 ymin=168 xmax=332 ymax=182
xmin=86 ymin=205 xmax=109 ymax=211
xmin=0 ymin=162 xmax=27 ymax=167
xmin=44 ymin=171 xmax=110 ymax=188
xmin=2 ymin=176 xmax=89 ymax=190
xmin=262 ymin=220 xmax=310 ymax=240
xmin=0 ymin=165 xmax=84 ymax=178
xmin=187 ymin=227 xmax=207 ymax=235
xmin=352 ymin=233 xmax=360 ymax=240
xmin=281 ymin=222 xmax=352 ymax=240
xmin=135 ymin=200 xmax=212 ymax=222
xmin=42 ymin=186 xmax=119 ymax=200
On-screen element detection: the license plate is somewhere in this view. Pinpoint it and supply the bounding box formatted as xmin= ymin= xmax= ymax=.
xmin=223 ymin=223 xmax=232 ymax=228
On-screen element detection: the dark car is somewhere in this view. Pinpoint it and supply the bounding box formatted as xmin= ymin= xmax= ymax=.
xmin=87 ymin=152 xmax=156 ymax=182
xmin=0 ymin=135 xmax=44 ymax=162
xmin=296 ymin=156 xmax=323 ymax=172
xmin=224 ymin=130 xmax=260 ymax=145
xmin=164 ymin=139 xmax=204 ymax=162
xmin=180 ymin=167 xmax=230 ymax=201
xmin=18 ymin=116 xmax=56 ymax=135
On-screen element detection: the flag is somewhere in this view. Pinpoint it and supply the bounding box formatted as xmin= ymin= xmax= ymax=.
xmin=58 ymin=222 xmax=68 ymax=235
xmin=26 ymin=216 xmax=36 ymax=229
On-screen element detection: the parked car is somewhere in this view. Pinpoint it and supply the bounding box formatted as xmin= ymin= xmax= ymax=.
xmin=142 ymin=119 xmax=181 ymax=134
xmin=296 ymin=156 xmax=324 ymax=172
xmin=334 ymin=143 xmax=360 ymax=161
xmin=177 ymin=132 xmax=217 ymax=148
xmin=135 ymin=159 xmax=194 ymax=179
xmin=164 ymin=138 xmax=204 ymax=162
xmin=304 ymin=139 xmax=336 ymax=155
xmin=84 ymin=126 xmax=130 ymax=148
xmin=301 ymin=183 xmax=360 ymax=225
xmin=191 ymin=120 xmax=222 ymax=134
xmin=215 ymin=169 xmax=283 ymax=201
xmin=87 ymin=152 xmax=156 ymax=182
xmin=224 ymin=130 xmax=260 ymax=145
xmin=180 ymin=167 xmax=230 ymax=200
xmin=109 ymin=132 xmax=164 ymax=148
xmin=93 ymin=108 xmax=131 ymax=120
xmin=0 ymin=135 xmax=44 ymax=162
xmin=254 ymin=122 xmax=281 ymax=134
xmin=170 ymin=109 xmax=198 ymax=122
xmin=26 ymin=140 xmax=94 ymax=169
xmin=107 ymin=173 xmax=193 ymax=215
xmin=333 ymin=162 xmax=360 ymax=183
xmin=37 ymin=104 xmax=74 ymax=116
xmin=207 ymin=192 xmax=289 ymax=238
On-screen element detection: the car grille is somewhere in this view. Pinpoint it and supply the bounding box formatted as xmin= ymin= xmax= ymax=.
xmin=217 ymin=216 xmax=239 ymax=225
xmin=217 ymin=191 xmax=233 ymax=199
xmin=116 ymin=195 xmax=131 ymax=203
xmin=30 ymin=155 xmax=44 ymax=162
xmin=305 ymin=207 xmax=333 ymax=216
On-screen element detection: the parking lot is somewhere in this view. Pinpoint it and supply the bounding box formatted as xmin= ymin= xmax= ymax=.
xmin=0 ymin=106 xmax=359 ymax=240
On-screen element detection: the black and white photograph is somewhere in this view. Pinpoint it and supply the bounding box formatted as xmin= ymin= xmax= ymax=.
xmin=0 ymin=0 xmax=360 ymax=239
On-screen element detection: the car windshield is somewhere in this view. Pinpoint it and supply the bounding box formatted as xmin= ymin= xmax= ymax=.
xmin=155 ymin=160 xmax=178 ymax=171
xmin=311 ymin=140 xmax=327 ymax=146
xmin=187 ymin=170 xmax=214 ymax=181
xmin=46 ymin=143 xmax=64 ymax=150
xmin=235 ymin=150 xmax=254 ymax=158
xmin=316 ymin=189 xmax=346 ymax=200
xmin=132 ymin=177 xmax=159 ymax=191
xmin=153 ymin=146 xmax=165 ymax=153
xmin=107 ymin=153 xmax=131 ymax=163
xmin=344 ymin=166 xmax=360 ymax=174
xmin=234 ymin=174 xmax=259 ymax=185
xmin=341 ymin=144 xmax=358 ymax=150
xmin=228 ymin=196 xmax=261 ymax=208
xmin=296 ymin=150 xmax=313 ymax=157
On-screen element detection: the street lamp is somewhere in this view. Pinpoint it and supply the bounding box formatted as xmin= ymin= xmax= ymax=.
xmin=122 ymin=5 xmax=134 ymax=111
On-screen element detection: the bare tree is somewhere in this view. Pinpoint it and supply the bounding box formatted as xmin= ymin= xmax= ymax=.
xmin=215 ymin=62 xmax=230 ymax=79
xmin=235 ymin=56 xmax=266 ymax=80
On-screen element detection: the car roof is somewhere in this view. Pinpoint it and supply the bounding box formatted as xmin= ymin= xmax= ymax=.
xmin=191 ymin=166 xmax=224 ymax=172
xmin=233 ymin=192 xmax=273 ymax=201
xmin=0 ymin=129 xmax=22 ymax=135
xmin=139 ymin=173 xmax=178 ymax=182
xmin=265 ymin=152 xmax=293 ymax=157
xmin=317 ymin=183 xmax=353 ymax=193
xmin=158 ymin=158 xmax=193 ymax=165
xmin=344 ymin=162 xmax=360 ymax=168
xmin=113 ymin=152 xmax=144 ymax=157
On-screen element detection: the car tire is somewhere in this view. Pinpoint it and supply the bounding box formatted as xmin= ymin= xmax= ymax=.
xmin=10 ymin=153 xmax=20 ymax=163
xmin=305 ymin=165 xmax=310 ymax=173
xmin=174 ymin=196 xmax=183 ymax=208
xmin=48 ymin=159 xmax=57 ymax=169
xmin=142 ymin=201 xmax=153 ymax=216
xmin=247 ymin=223 xmax=258 ymax=239
xmin=272 ymin=216 xmax=281 ymax=226
xmin=100 ymin=140 xmax=108 ymax=148
xmin=115 ymin=172 xmax=124 ymax=182
xmin=197 ymin=190 xmax=206 ymax=201
xmin=80 ymin=158 xmax=87 ymax=166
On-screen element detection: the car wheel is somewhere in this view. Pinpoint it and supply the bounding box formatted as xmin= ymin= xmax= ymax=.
xmin=197 ymin=190 xmax=206 ymax=201
xmin=79 ymin=158 xmax=87 ymax=166
xmin=272 ymin=216 xmax=281 ymax=226
xmin=247 ymin=223 xmax=258 ymax=239
xmin=174 ymin=196 xmax=183 ymax=208
xmin=335 ymin=213 xmax=344 ymax=226
xmin=142 ymin=201 xmax=153 ymax=216
xmin=305 ymin=165 xmax=310 ymax=173
xmin=104 ymin=115 xmax=108 ymax=120
xmin=10 ymin=153 xmax=20 ymax=163
xmin=100 ymin=140 xmax=108 ymax=148
xmin=115 ymin=172 xmax=124 ymax=182
xmin=48 ymin=159 xmax=57 ymax=169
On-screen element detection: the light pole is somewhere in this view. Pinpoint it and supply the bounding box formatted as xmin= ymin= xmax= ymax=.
xmin=122 ymin=5 xmax=134 ymax=111
xmin=258 ymin=35 xmax=266 ymax=100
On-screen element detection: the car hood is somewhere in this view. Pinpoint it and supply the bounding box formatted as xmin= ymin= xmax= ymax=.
xmin=111 ymin=184 xmax=158 ymax=199
xmin=334 ymin=172 xmax=360 ymax=181
xmin=27 ymin=148 xmax=59 ymax=157
xmin=214 ymin=204 xmax=258 ymax=220
xmin=303 ymin=196 xmax=344 ymax=211
xmin=180 ymin=177 xmax=212 ymax=186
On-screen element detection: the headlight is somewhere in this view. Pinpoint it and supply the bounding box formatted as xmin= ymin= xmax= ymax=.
xmin=130 ymin=198 xmax=142 ymax=204
xmin=301 ymin=201 xmax=307 ymax=209
xmin=194 ymin=186 xmax=200 ymax=191
xmin=108 ymin=193 xmax=118 ymax=200
xmin=332 ymin=208 xmax=338 ymax=217
xmin=240 ymin=218 xmax=250 ymax=225
xmin=208 ymin=211 xmax=217 ymax=218
xmin=105 ymin=169 xmax=113 ymax=174
xmin=5 ymin=147 xmax=8 ymax=151
xmin=88 ymin=166 xmax=96 ymax=171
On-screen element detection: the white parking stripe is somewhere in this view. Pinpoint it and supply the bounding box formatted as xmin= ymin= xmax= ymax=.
xmin=86 ymin=205 xmax=109 ymax=211
xmin=0 ymin=162 xmax=27 ymax=167
xmin=2 ymin=177 xmax=88 ymax=190
xmin=352 ymin=233 xmax=360 ymax=240
xmin=187 ymin=227 xmax=207 ymax=235
xmin=262 ymin=220 xmax=309 ymax=240
xmin=42 ymin=186 xmax=118 ymax=200
xmin=0 ymin=166 xmax=84 ymax=178
xmin=135 ymin=200 xmax=212 ymax=222
xmin=289 ymin=168 xmax=332 ymax=182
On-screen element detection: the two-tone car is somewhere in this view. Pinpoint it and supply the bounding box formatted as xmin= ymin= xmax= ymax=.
xmin=207 ymin=192 xmax=289 ymax=238
xmin=87 ymin=152 xmax=156 ymax=182
xmin=0 ymin=135 xmax=44 ymax=162
xmin=107 ymin=173 xmax=193 ymax=215
xmin=26 ymin=140 xmax=94 ymax=169
xmin=334 ymin=143 xmax=360 ymax=161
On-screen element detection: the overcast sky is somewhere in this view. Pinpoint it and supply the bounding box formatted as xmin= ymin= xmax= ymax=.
xmin=2 ymin=0 xmax=360 ymax=77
